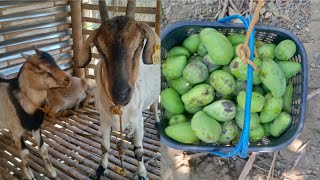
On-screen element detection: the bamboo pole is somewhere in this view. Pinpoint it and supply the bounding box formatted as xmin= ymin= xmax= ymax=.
xmin=24 ymin=135 xmax=96 ymax=178
xmin=0 ymin=137 xmax=43 ymax=180
xmin=155 ymin=0 xmax=161 ymax=36
xmin=44 ymin=116 xmax=161 ymax=167
xmin=50 ymin=116 xmax=161 ymax=159
xmin=48 ymin=122 xmax=160 ymax=169
xmin=40 ymin=128 xmax=131 ymax=179
xmin=69 ymin=0 xmax=85 ymax=78
xmin=44 ymin=124 xmax=160 ymax=176
xmin=0 ymin=132 xmax=73 ymax=180
xmin=43 ymin=119 xmax=160 ymax=167
xmin=0 ymin=163 xmax=19 ymax=180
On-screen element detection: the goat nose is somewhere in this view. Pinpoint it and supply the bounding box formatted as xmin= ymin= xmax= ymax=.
xmin=63 ymin=76 xmax=71 ymax=86
xmin=112 ymin=87 xmax=131 ymax=103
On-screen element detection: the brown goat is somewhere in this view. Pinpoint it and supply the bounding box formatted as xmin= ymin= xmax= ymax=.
xmin=47 ymin=76 xmax=94 ymax=117
xmin=78 ymin=0 xmax=160 ymax=179
xmin=0 ymin=47 xmax=70 ymax=180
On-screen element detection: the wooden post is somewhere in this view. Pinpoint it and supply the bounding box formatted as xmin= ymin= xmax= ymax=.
xmin=155 ymin=0 xmax=161 ymax=36
xmin=70 ymin=0 xmax=85 ymax=78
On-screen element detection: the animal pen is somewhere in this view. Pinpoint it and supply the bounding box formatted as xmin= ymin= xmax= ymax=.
xmin=0 ymin=0 xmax=161 ymax=179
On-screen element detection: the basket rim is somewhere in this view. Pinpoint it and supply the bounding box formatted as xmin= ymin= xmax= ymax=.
xmin=160 ymin=21 xmax=308 ymax=153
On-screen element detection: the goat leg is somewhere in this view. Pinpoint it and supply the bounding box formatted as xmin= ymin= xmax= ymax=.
xmin=96 ymin=123 xmax=111 ymax=179
xmin=32 ymin=129 xmax=57 ymax=179
xmin=133 ymin=114 xmax=148 ymax=180
xmin=14 ymin=134 xmax=35 ymax=180
xmin=150 ymin=101 xmax=160 ymax=135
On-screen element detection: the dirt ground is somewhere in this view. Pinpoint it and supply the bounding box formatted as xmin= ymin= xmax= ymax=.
xmin=161 ymin=0 xmax=320 ymax=180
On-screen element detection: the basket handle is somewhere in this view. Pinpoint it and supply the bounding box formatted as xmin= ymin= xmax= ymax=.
xmin=210 ymin=15 xmax=255 ymax=158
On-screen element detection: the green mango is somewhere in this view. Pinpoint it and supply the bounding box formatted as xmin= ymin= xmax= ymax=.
xmin=160 ymin=88 xmax=184 ymax=114
xmin=202 ymin=55 xmax=222 ymax=72
xmin=255 ymin=40 xmax=265 ymax=48
xmin=215 ymin=91 xmax=234 ymax=101
xmin=262 ymin=83 xmax=270 ymax=93
xmin=277 ymin=61 xmax=301 ymax=79
xmin=184 ymin=104 xmax=202 ymax=114
xmin=264 ymin=92 xmax=273 ymax=101
xmin=270 ymin=112 xmax=292 ymax=137
xmin=165 ymin=109 xmax=176 ymax=119
xmin=199 ymin=27 xmax=218 ymax=36
xmin=203 ymin=100 xmax=236 ymax=122
xmin=169 ymin=115 xmax=188 ymax=126
xmin=235 ymin=106 xmax=260 ymax=129
xmin=218 ymin=120 xmax=239 ymax=144
xmin=167 ymin=77 xmax=193 ymax=95
xmin=262 ymin=122 xmax=271 ymax=137
xmin=200 ymin=28 xmax=234 ymax=65
xmin=222 ymin=65 xmax=231 ymax=73
xmin=165 ymin=122 xmax=199 ymax=144
xmin=234 ymin=80 xmax=247 ymax=95
xmin=283 ymin=83 xmax=294 ymax=113
xmin=188 ymin=55 xmax=203 ymax=64
xmin=258 ymin=43 xmax=276 ymax=60
xmin=260 ymin=59 xmax=286 ymax=97
xmin=191 ymin=111 xmax=222 ymax=143
xmin=260 ymin=94 xmax=283 ymax=123
xmin=181 ymin=84 xmax=215 ymax=107
xmin=183 ymin=61 xmax=209 ymax=85
xmin=182 ymin=34 xmax=201 ymax=54
xmin=275 ymin=40 xmax=296 ymax=60
xmin=197 ymin=43 xmax=208 ymax=57
xmin=209 ymin=70 xmax=236 ymax=95
xmin=231 ymin=126 xmax=242 ymax=145
xmin=233 ymin=44 xmax=240 ymax=58
xmin=237 ymin=91 xmax=265 ymax=113
xmin=227 ymin=33 xmax=245 ymax=46
xmin=168 ymin=46 xmax=190 ymax=58
xmin=249 ymin=124 xmax=265 ymax=142
xmin=253 ymin=85 xmax=265 ymax=95
xmin=162 ymin=55 xmax=187 ymax=80
xmin=229 ymin=57 xmax=262 ymax=85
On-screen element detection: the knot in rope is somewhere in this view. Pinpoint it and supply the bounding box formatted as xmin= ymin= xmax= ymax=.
xmin=236 ymin=44 xmax=257 ymax=71
xmin=110 ymin=105 xmax=123 ymax=116
xmin=40 ymin=106 xmax=56 ymax=118
xmin=236 ymin=0 xmax=265 ymax=72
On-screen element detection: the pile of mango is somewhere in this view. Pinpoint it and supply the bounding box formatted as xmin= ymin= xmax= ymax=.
xmin=161 ymin=27 xmax=301 ymax=145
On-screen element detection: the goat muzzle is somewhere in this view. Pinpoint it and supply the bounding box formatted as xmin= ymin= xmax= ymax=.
xmin=58 ymin=75 xmax=71 ymax=87
xmin=111 ymin=87 xmax=132 ymax=106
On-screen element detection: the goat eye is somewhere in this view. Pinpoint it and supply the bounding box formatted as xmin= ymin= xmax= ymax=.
xmin=47 ymin=73 xmax=54 ymax=78
xmin=139 ymin=39 xmax=145 ymax=45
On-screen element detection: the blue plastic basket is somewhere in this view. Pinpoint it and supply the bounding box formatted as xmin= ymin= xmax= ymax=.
xmin=160 ymin=21 xmax=308 ymax=153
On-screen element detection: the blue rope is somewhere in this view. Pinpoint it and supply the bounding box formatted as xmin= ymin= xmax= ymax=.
xmin=210 ymin=15 xmax=255 ymax=158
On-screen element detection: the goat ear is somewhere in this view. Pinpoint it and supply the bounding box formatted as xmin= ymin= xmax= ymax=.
xmin=21 ymin=53 xmax=30 ymax=59
xmin=140 ymin=23 xmax=160 ymax=65
xmin=32 ymin=46 xmax=42 ymax=55
xmin=78 ymin=29 xmax=99 ymax=68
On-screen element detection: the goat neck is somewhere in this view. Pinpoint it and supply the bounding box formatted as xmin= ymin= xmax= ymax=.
xmin=17 ymin=70 xmax=47 ymax=114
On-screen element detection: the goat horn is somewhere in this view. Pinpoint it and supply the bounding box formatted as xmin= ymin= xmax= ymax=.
xmin=32 ymin=46 xmax=41 ymax=55
xmin=126 ymin=0 xmax=136 ymax=19
xmin=99 ymin=0 xmax=109 ymax=22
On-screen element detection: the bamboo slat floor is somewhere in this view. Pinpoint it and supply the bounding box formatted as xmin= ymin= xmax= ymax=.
xmin=0 ymin=105 xmax=161 ymax=180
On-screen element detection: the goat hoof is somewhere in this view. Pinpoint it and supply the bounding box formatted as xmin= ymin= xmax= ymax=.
xmin=96 ymin=165 xmax=107 ymax=180
xmin=138 ymin=175 xmax=149 ymax=180
xmin=49 ymin=174 xmax=57 ymax=180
